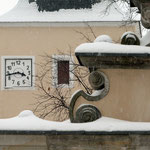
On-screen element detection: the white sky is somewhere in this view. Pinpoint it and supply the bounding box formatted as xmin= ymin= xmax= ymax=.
xmin=0 ymin=0 xmax=19 ymax=16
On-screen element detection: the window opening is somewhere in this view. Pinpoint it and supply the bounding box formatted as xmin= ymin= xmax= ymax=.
xmin=57 ymin=60 xmax=69 ymax=85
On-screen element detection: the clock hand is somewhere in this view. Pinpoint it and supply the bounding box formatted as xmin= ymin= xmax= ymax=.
xmin=15 ymin=72 xmax=26 ymax=77
xmin=6 ymin=72 xmax=15 ymax=76
xmin=6 ymin=71 xmax=26 ymax=77
xmin=20 ymin=72 xmax=26 ymax=77
xmin=14 ymin=71 xmax=26 ymax=76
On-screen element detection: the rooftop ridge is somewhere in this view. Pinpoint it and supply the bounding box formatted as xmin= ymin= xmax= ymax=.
xmin=0 ymin=0 xmax=139 ymax=22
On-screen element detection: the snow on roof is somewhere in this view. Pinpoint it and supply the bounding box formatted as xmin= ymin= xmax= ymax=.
xmin=1 ymin=110 xmax=150 ymax=132
xmin=75 ymin=42 xmax=150 ymax=54
xmin=0 ymin=0 xmax=133 ymax=22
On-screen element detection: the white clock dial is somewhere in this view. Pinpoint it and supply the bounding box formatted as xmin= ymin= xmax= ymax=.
xmin=2 ymin=56 xmax=35 ymax=89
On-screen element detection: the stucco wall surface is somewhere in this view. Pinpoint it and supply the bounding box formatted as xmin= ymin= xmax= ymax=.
xmin=74 ymin=69 xmax=150 ymax=122
xmin=0 ymin=24 xmax=139 ymax=119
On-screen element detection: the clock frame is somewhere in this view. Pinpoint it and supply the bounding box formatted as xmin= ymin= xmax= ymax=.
xmin=1 ymin=56 xmax=35 ymax=90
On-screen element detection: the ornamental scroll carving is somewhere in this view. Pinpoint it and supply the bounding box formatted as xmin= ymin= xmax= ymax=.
xmin=69 ymin=71 xmax=109 ymax=123
xmin=130 ymin=0 xmax=150 ymax=29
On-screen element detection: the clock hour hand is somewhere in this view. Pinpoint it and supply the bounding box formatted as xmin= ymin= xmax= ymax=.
xmin=6 ymin=71 xmax=26 ymax=77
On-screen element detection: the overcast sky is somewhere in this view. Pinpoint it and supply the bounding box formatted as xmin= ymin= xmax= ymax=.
xmin=0 ymin=0 xmax=19 ymax=16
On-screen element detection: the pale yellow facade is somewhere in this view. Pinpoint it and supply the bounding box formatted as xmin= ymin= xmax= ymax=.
xmin=74 ymin=69 xmax=150 ymax=122
xmin=0 ymin=21 xmax=140 ymax=119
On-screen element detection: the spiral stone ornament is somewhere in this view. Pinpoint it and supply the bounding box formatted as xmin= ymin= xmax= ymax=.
xmin=121 ymin=32 xmax=140 ymax=45
xmin=75 ymin=105 xmax=101 ymax=123
xmin=69 ymin=71 xmax=109 ymax=123
xmin=89 ymin=71 xmax=105 ymax=90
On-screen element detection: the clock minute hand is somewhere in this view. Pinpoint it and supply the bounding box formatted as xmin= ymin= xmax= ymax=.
xmin=6 ymin=72 xmax=15 ymax=76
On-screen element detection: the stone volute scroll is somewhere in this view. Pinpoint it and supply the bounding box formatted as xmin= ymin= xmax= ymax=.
xmin=69 ymin=34 xmax=150 ymax=123
xmin=89 ymin=71 xmax=105 ymax=90
xmin=69 ymin=35 xmax=111 ymax=123
xmin=75 ymin=104 xmax=101 ymax=123
xmin=121 ymin=32 xmax=140 ymax=45
xmin=130 ymin=0 xmax=150 ymax=29
xmin=69 ymin=70 xmax=109 ymax=123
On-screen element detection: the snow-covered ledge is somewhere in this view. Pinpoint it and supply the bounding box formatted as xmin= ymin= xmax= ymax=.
xmin=75 ymin=42 xmax=150 ymax=69
xmin=69 ymin=37 xmax=150 ymax=123
xmin=1 ymin=110 xmax=150 ymax=150
xmin=3 ymin=110 xmax=150 ymax=132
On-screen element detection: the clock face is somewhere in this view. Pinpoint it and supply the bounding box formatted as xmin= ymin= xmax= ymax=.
xmin=2 ymin=56 xmax=35 ymax=89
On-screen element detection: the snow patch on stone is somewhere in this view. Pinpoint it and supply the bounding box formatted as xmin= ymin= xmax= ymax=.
xmin=94 ymin=35 xmax=113 ymax=43
xmin=75 ymin=42 xmax=150 ymax=54
xmin=18 ymin=110 xmax=34 ymax=118
xmin=140 ymin=30 xmax=150 ymax=46
xmin=121 ymin=31 xmax=138 ymax=41
xmin=91 ymin=90 xmax=103 ymax=96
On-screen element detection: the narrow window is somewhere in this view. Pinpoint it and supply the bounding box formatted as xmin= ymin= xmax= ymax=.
xmin=57 ymin=60 xmax=69 ymax=85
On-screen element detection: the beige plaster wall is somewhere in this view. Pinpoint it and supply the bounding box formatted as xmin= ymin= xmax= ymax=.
xmin=0 ymin=23 xmax=139 ymax=119
xmin=74 ymin=69 xmax=150 ymax=122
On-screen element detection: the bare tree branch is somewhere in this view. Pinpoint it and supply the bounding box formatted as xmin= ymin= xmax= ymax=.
xmin=33 ymin=50 xmax=92 ymax=121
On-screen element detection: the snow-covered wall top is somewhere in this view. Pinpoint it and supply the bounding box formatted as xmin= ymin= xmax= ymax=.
xmin=2 ymin=110 xmax=150 ymax=132
xmin=75 ymin=42 xmax=150 ymax=54
xmin=0 ymin=0 xmax=137 ymax=22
